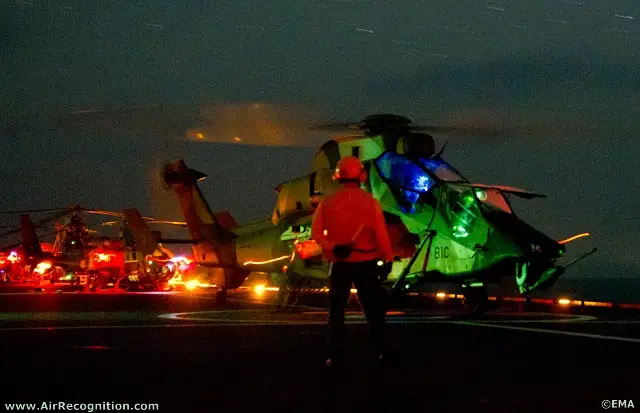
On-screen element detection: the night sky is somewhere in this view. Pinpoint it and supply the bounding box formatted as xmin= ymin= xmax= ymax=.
xmin=1 ymin=0 xmax=639 ymax=279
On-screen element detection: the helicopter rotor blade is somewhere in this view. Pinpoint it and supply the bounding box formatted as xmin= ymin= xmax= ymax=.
xmin=183 ymin=102 xmax=329 ymax=147
xmin=429 ymin=126 xmax=520 ymax=138
xmin=57 ymin=101 xmax=330 ymax=148
xmin=0 ymin=204 xmax=97 ymax=215
xmin=309 ymin=122 xmax=461 ymax=135
xmin=145 ymin=220 xmax=188 ymax=227
xmin=308 ymin=122 xmax=362 ymax=132
xmin=309 ymin=121 xmax=514 ymax=137
xmin=84 ymin=209 xmax=127 ymax=218
xmin=0 ymin=210 xmax=70 ymax=239
xmin=408 ymin=125 xmax=460 ymax=134
xmin=56 ymin=104 xmax=204 ymax=137
xmin=100 ymin=221 xmax=120 ymax=227
xmin=0 ymin=206 xmax=134 ymax=239
xmin=0 ymin=207 xmax=70 ymax=214
xmin=308 ymin=113 xmax=505 ymax=137
xmin=101 ymin=218 xmax=186 ymax=227
xmin=311 ymin=112 xmax=529 ymax=139
xmin=58 ymin=103 xmax=536 ymax=151
xmin=149 ymin=155 xmax=184 ymax=221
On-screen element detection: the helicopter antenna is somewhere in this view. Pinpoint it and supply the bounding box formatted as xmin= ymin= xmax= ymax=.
xmin=435 ymin=141 xmax=448 ymax=157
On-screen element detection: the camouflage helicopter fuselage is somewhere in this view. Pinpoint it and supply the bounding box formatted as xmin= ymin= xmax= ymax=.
xmin=164 ymin=130 xmax=592 ymax=303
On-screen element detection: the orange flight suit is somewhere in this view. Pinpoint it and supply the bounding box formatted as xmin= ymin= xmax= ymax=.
xmin=311 ymin=187 xmax=394 ymax=263
xmin=311 ymin=185 xmax=394 ymax=365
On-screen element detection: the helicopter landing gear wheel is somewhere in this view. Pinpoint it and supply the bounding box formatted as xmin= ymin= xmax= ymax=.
xmin=215 ymin=288 xmax=227 ymax=306
xmin=463 ymin=287 xmax=489 ymax=315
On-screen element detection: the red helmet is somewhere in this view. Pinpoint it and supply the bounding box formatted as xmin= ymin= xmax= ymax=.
xmin=333 ymin=156 xmax=366 ymax=183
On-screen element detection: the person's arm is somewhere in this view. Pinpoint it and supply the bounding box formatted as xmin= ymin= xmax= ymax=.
xmin=371 ymin=200 xmax=394 ymax=262
xmin=311 ymin=202 xmax=334 ymax=253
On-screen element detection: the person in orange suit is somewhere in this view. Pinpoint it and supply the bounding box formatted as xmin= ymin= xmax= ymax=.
xmin=311 ymin=156 xmax=394 ymax=368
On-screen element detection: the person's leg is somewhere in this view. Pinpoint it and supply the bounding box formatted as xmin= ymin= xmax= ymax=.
xmin=352 ymin=262 xmax=388 ymax=358
xmin=327 ymin=262 xmax=352 ymax=364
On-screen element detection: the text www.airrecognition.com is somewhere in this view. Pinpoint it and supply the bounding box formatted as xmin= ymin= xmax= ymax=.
xmin=5 ymin=402 xmax=159 ymax=412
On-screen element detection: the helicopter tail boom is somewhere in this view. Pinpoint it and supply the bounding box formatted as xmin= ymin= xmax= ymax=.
xmin=164 ymin=160 xmax=248 ymax=289
xmin=122 ymin=209 xmax=160 ymax=255
xmin=20 ymin=214 xmax=43 ymax=258
xmin=163 ymin=160 xmax=230 ymax=246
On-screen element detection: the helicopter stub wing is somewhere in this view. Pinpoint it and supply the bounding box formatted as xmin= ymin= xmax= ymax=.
xmin=459 ymin=183 xmax=546 ymax=199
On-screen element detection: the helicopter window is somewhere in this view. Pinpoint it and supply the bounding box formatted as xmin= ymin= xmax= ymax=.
xmin=474 ymin=188 xmax=512 ymax=213
xmin=445 ymin=186 xmax=481 ymax=238
xmin=374 ymin=152 xmax=436 ymax=212
xmin=419 ymin=157 xmax=465 ymax=182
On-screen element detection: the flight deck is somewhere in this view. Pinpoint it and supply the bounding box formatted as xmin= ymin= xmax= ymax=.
xmin=1 ymin=287 xmax=638 ymax=413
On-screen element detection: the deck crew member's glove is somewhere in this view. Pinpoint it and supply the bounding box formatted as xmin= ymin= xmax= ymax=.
xmin=332 ymin=244 xmax=353 ymax=260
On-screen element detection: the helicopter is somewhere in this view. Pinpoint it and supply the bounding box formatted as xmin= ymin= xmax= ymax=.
xmin=160 ymin=113 xmax=597 ymax=312
xmin=0 ymin=205 xmax=184 ymax=289
xmin=0 ymin=205 xmax=126 ymax=285
xmin=116 ymin=208 xmax=201 ymax=290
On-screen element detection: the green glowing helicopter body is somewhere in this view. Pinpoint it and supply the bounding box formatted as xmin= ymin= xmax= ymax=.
xmin=162 ymin=114 xmax=596 ymax=311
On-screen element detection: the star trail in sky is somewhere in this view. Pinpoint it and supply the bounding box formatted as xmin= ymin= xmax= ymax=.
xmin=1 ymin=0 xmax=639 ymax=279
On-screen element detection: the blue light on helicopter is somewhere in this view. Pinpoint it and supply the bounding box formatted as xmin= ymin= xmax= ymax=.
xmin=414 ymin=175 xmax=431 ymax=192
xmin=375 ymin=152 xmax=435 ymax=212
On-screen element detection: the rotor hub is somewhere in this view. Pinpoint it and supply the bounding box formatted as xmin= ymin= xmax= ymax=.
xmin=361 ymin=114 xmax=413 ymax=135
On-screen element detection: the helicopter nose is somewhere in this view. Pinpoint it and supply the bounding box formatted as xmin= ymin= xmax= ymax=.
xmin=484 ymin=210 xmax=564 ymax=260
xmin=525 ymin=239 xmax=565 ymax=260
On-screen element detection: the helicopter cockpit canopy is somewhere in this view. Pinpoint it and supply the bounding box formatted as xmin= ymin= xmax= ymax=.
xmin=374 ymin=152 xmax=437 ymax=213
xmin=374 ymin=152 xmax=469 ymax=213
xmin=419 ymin=157 xmax=466 ymax=182
xmin=373 ymin=151 xmax=524 ymax=218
